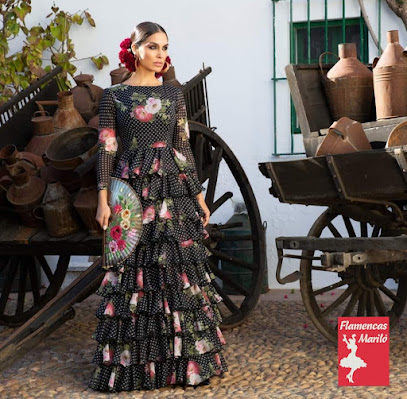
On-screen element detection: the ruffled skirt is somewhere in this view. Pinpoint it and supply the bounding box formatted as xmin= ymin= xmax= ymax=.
xmin=89 ymin=145 xmax=228 ymax=392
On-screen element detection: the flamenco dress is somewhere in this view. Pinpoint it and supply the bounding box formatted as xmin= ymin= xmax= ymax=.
xmin=88 ymin=83 xmax=228 ymax=392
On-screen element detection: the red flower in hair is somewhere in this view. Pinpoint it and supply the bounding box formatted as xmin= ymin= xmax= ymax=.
xmin=120 ymin=38 xmax=132 ymax=50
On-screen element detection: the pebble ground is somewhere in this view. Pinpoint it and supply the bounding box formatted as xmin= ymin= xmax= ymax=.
xmin=1 ymin=290 xmax=407 ymax=399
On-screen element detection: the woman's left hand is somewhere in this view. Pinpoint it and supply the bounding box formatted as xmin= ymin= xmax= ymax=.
xmin=196 ymin=192 xmax=210 ymax=226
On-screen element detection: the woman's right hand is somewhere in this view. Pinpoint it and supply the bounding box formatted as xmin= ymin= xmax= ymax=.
xmin=96 ymin=190 xmax=111 ymax=230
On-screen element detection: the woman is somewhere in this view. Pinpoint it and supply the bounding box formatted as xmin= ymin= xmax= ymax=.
xmin=90 ymin=21 xmax=227 ymax=392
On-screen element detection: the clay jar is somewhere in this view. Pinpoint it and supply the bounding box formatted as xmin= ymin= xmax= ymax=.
xmin=6 ymin=165 xmax=45 ymax=227
xmin=71 ymin=74 xmax=104 ymax=123
xmin=373 ymin=30 xmax=407 ymax=119
xmin=321 ymin=43 xmax=373 ymax=123
xmin=25 ymin=111 xmax=60 ymax=157
xmin=53 ymin=91 xmax=87 ymax=134
xmin=42 ymin=182 xmax=79 ymax=237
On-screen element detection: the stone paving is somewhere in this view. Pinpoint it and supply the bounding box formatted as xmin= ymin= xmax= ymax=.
xmin=1 ymin=290 xmax=407 ymax=399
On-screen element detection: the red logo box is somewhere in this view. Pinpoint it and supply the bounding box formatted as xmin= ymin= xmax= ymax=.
xmin=338 ymin=317 xmax=389 ymax=386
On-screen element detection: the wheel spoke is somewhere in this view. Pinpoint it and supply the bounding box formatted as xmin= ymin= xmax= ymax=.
xmin=379 ymin=284 xmax=400 ymax=303
xmin=194 ymin=134 xmax=205 ymax=182
xmin=27 ymin=257 xmax=41 ymax=305
xmin=342 ymin=216 xmax=356 ymax=237
xmin=210 ymin=248 xmax=255 ymax=271
xmin=208 ymin=260 xmax=250 ymax=297
xmin=0 ymin=257 xmax=19 ymax=314
xmin=313 ymin=278 xmax=352 ymax=297
xmin=360 ymin=222 xmax=368 ymax=237
xmin=342 ymin=288 xmax=361 ymax=317
xmin=205 ymin=146 xmax=223 ymax=209
xmin=322 ymin=284 xmax=356 ymax=317
xmin=211 ymin=280 xmax=239 ymax=313
xmin=357 ymin=291 xmax=367 ymax=316
xmin=211 ymin=192 xmax=233 ymax=214
xmin=36 ymin=256 xmax=54 ymax=285
xmin=372 ymin=225 xmax=381 ymax=237
xmin=373 ymin=289 xmax=388 ymax=316
xmin=366 ymin=290 xmax=375 ymax=316
xmin=327 ymin=222 xmax=342 ymax=238
xmin=16 ymin=262 xmax=28 ymax=316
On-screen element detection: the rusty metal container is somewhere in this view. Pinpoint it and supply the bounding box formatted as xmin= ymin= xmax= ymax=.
xmin=43 ymin=127 xmax=98 ymax=170
xmin=73 ymin=171 xmax=101 ymax=235
xmin=315 ymin=117 xmax=372 ymax=156
xmin=42 ymin=182 xmax=79 ymax=237
xmin=52 ymin=91 xmax=87 ymax=134
xmin=320 ymin=43 xmax=373 ymax=123
xmin=373 ymin=30 xmax=407 ymax=119
xmin=0 ymin=144 xmax=43 ymax=175
xmin=4 ymin=165 xmax=45 ymax=227
xmin=25 ymin=111 xmax=60 ymax=157
xmin=71 ymin=74 xmax=104 ymax=123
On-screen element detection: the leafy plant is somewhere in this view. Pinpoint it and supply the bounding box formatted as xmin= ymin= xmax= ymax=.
xmin=0 ymin=0 xmax=109 ymax=105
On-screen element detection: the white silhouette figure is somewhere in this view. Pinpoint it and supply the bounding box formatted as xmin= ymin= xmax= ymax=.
xmin=339 ymin=334 xmax=367 ymax=383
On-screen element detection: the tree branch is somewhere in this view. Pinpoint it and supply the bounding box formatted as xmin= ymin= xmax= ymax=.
xmin=385 ymin=0 xmax=407 ymax=31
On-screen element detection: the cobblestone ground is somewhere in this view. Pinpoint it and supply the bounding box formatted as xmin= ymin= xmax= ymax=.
xmin=1 ymin=290 xmax=407 ymax=399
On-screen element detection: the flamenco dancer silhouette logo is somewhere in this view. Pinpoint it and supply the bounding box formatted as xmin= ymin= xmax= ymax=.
xmin=338 ymin=317 xmax=389 ymax=386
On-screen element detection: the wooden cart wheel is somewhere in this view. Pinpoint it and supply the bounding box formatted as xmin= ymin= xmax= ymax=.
xmin=189 ymin=121 xmax=266 ymax=328
xmin=300 ymin=209 xmax=407 ymax=343
xmin=0 ymin=254 xmax=70 ymax=327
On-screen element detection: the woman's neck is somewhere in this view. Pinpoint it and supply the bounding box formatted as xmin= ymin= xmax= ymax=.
xmin=125 ymin=70 xmax=161 ymax=86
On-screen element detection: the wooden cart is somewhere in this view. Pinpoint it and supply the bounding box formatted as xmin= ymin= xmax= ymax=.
xmin=0 ymin=66 xmax=266 ymax=370
xmin=259 ymin=63 xmax=407 ymax=343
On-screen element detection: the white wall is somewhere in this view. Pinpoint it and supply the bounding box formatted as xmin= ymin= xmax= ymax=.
xmin=21 ymin=0 xmax=407 ymax=289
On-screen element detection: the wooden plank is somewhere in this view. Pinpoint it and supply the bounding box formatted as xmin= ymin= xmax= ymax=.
xmin=0 ymin=217 xmax=38 ymax=245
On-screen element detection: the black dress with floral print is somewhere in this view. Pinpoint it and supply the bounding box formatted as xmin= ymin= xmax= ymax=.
xmin=89 ymin=84 xmax=227 ymax=392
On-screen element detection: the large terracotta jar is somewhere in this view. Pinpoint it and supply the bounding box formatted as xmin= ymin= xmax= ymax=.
xmin=53 ymin=91 xmax=87 ymax=134
xmin=373 ymin=30 xmax=407 ymax=119
xmin=71 ymin=74 xmax=104 ymax=123
xmin=321 ymin=43 xmax=373 ymax=123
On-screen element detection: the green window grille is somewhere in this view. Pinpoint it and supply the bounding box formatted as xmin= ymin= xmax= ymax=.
xmin=291 ymin=18 xmax=369 ymax=135
xmin=272 ymin=0 xmax=382 ymax=155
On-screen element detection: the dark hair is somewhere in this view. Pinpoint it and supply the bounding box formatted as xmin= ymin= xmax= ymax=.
xmin=131 ymin=22 xmax=167 ymax=47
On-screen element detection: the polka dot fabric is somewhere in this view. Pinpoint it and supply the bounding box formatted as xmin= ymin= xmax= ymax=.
xmin=90 ymin=84 xmax=228 ymax=392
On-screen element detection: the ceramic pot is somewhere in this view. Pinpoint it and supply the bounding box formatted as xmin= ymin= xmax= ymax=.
xmin=320 ymin=43 xmax=373 ymax=123
xmin=71 ymin=74 xmax=104 ymax=123
xmin=374 ymin=30 xmax=407 ymax=119
xmin=42 ymin=182 xmax=79 ymax=237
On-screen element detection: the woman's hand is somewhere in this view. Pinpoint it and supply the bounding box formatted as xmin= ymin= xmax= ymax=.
xmin=96 ymin=190 xmax=111 ymax=230
xmin=196 ymin=192 xmax=210 ymax=227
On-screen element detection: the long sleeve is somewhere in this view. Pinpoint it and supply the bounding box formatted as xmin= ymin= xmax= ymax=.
xmin=96 ymin=88 xmax=118 ymax=191
xmin=173 ymin=89 xmax=201 ymax=190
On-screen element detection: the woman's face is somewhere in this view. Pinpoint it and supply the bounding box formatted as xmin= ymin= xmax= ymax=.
xmin=134 ymin=31 xmax=168 ymax=74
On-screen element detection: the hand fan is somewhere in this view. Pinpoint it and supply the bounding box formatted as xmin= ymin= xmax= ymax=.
xmin=102 ymin=177 xmax=143 ymax=269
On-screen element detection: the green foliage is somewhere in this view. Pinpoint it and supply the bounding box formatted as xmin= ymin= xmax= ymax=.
xmin=0 ymin=1 xmax=109 ymax=104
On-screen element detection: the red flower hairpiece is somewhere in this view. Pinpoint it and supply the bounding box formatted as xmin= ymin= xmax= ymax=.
xmin=118 ymin=37 xmax=172 ymax=77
